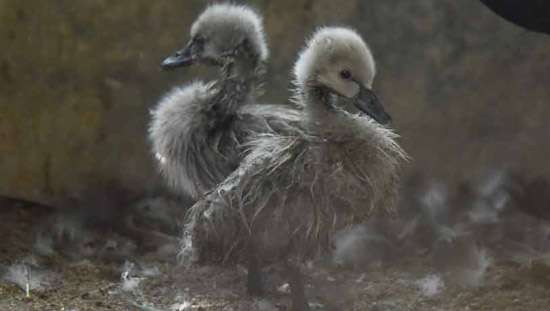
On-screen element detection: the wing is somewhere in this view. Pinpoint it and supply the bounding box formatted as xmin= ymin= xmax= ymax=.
xmin=181 ymin=133 xmax=306 ymax=264
xmin=149 ymin=81 xmax=238 ymax=199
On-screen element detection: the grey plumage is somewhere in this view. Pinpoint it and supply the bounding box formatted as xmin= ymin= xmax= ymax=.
xmin=149 ymin=4 xmax=300 ymax=200
xmin=185 ymin=116 xmax=405 ymax=262
xmin=182 ymin=28 xmax=408 ymax=308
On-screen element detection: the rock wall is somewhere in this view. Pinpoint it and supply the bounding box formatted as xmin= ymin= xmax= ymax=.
xmin=1 ymin=0 xmax=549 ymax=204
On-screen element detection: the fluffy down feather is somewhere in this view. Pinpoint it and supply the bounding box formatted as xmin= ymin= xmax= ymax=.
xmin=182 ymin=27 xmax=408 ymax=266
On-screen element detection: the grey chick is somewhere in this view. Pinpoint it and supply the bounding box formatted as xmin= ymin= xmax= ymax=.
xmin=183 ymin=27 xmax=408 ymax=311
xmin=149 ymin=4 xmax=301 ymax=200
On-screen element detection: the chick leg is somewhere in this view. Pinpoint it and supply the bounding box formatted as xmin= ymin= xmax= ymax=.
xmin=246 ymin=243 xmax=264 ymax=296
xmin=284 ymin=260 xmax=310 ymax=311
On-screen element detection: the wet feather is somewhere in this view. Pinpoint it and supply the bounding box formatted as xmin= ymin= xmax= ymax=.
xmin=183 ymin=26 xmax=408 ymax=265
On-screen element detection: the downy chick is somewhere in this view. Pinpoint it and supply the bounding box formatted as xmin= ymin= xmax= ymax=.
xmin=184 ymin=27 xmax=407 ymax=310
xmin=149 ymin=4 xmax=301 ymax=200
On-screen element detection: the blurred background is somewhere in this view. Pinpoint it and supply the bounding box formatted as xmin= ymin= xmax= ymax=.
xmin=2 ymin=1 xmax=550 ymax=310
xmin=2 ymin=0 xmax=550 ymax=205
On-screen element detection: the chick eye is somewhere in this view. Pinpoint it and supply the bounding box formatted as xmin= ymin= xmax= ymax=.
xmin=340 ymin=69 xmax=352 ymax=80
xmin=194 ymin=35 xmax=206 ymax=44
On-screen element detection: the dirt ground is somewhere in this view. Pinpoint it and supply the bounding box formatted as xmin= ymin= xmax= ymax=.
xmin=1 ymin=199 xmax=550 ymax=311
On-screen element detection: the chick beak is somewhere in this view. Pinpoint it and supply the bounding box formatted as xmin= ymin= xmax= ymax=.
xmin=354 ymin=86 xmax=392 ymax=125
xmin=161 ymin=41 xmax=198 ymax=70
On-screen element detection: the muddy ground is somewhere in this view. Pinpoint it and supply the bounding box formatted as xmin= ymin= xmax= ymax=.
xmin=1 ymin=199 xmax=550 ymax=311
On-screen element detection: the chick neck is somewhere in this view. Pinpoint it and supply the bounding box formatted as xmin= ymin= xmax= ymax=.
xmin=302 ymin=85 xmax=356 ymax=142
xmin=219 ymin=48 xmax=264 ymax=83
xmin=206 ymin=51 xmax=263 ymax=129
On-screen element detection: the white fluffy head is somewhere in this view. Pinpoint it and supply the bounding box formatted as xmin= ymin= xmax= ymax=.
xmin=190 ymin=3 xmax=269 ymax=62
xmin=293 ymin=27 xmax=376 ymax=97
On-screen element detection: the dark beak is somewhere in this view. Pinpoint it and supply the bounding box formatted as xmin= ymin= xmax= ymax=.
xmin=161 ymin=41 xmax=198 ymax=70
xmin=354 ymin=86 xmax=392 ymax=125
